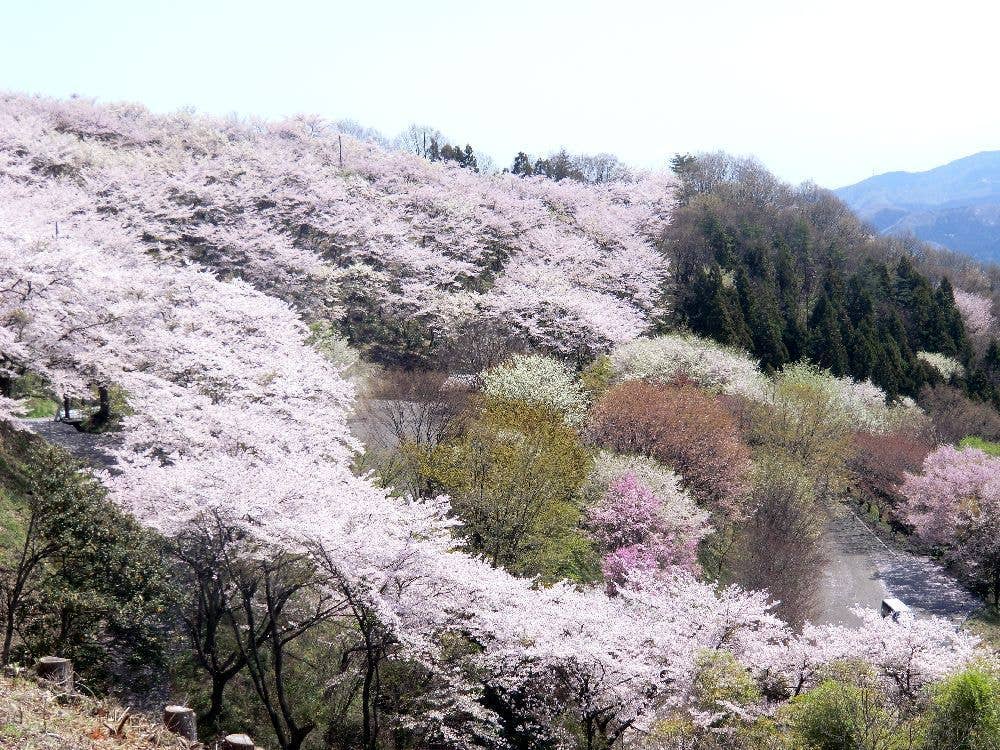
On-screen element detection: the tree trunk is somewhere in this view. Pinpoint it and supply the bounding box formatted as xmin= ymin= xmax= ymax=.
xmin=223 ymin=733 xmax=255 ymax=750
xmin=36 ymin=656 xmax=74 ymax=693
xmin=62 ymin=395 xmax=70 ymax=420
xmin=1 ymin=597 xmax=18 ymax=666
xmin=163 ymin=705 xmax=198 ymax=741
xmin=362 ymin=648 xmax=374 ymax=750
xmin=202 ymin=673 xmax=228 ymax=728
xmin=0 ymin=375 xmax=12 ymax=398
xmin=288 ymin=729 xmax=311 ymax=750
xmin=94 ymin=385 xmax=111 ymax=426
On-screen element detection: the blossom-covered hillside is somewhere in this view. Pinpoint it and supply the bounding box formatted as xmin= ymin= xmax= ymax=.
xmin=0 ymin=93 xmax=990 ymax=749
xmin=0 ymin=93 xmax=673 ymax=363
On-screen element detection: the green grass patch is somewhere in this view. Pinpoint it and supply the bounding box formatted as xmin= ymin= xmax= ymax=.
xmin=960 ymin=436 xmax=1000 ymax=456
xmin=0 ymin=489 xmax=24 ymax=549
xmin=965 ymin=606 xmax=1000 ymax=651
xmin=20 ymin=396 xmax=58 ymax=418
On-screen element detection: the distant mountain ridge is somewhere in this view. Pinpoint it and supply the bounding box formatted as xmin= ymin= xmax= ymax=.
xmin=836 ymin=151 xmax=1000 ymax=264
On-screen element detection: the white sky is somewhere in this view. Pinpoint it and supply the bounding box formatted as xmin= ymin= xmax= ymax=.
xmin=2 ymin=0 xmax=999 ymax=187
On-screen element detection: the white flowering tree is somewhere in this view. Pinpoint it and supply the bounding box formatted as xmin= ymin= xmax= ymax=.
xmin=917 ymin=350 xmax=965 ymax=381
xmin=609 ymin=333 xmax=770 ymax=401
xmin=479 ymin=354 xmax=589 ymax=425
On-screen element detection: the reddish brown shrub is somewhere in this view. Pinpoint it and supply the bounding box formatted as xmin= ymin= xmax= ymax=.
xmin=849 ymin=431 xmax=933 ymax=520
xmin=586 ymin=380 xmax=751 ymax=518
xmin=919 ymin=384 xmax=1000 ymax=443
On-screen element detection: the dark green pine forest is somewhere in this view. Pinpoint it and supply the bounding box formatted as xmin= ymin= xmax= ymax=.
xmin=664 ymin=153 xmax=1000 ymax=406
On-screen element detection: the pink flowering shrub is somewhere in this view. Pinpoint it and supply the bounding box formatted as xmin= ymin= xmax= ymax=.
xmin=587 ymin=472 xmax=701 ymax=587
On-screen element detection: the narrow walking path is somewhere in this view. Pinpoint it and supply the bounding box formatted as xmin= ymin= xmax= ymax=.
xmin=817 ymin=502 xmax=980 ymax=626
xmin=18 ymin=417 xmax=119 ymax=470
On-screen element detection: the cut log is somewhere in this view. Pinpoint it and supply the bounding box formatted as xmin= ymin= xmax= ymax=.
xmin=162 ymin=705 xmax=197 ymax=741
xmin=223 ymin=733 xmax=255 ymax=749
xmin=36 ymin=656 xmax=73 ymax=693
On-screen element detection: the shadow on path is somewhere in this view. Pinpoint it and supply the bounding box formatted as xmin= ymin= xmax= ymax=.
xmin=18 ymin=417 xmax=119 ymax=470
xmin=817 ymin=503 xmax=980 ymax=626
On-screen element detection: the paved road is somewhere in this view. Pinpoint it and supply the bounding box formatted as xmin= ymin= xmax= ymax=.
xmin=19 ymin=417 xmax=119 ymax=470
xmin=816 ymin=503 xmax=980 ymax=626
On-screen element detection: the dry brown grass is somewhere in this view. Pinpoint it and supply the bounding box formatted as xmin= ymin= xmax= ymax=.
xmin=0 ymin=673 xmax=194 ymax=749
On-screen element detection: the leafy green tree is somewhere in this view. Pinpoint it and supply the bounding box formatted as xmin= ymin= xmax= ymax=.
xmin=783 ymin=663 xmax=915 ymax=750
xmin=807 ymin=294 xmax=850 ymax=376
xmin=419 ymin=399 xmax=593 ymax=580
xmin=688 ymin=266 xmax=751 ymax=350
xmin=0 ymin=441 xmax=169 ymax=687
xmin=691 ymin=650 xmax=762 ymax=723
xmin=735 ymin=264 xmax=787 ymax=369
xmin=920 ymin=667 xmax=1000 ymax=750
xmin=662 ymin=153 xmax=987 ymax=403
xmin=511 ymin=151 xmax=533 ymax=176
xmin=462 ymin=144 xmax=478 ymax=172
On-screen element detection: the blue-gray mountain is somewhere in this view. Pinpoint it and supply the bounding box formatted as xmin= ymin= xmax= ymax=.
xmin=836 ymin=151 xmax=1000 ymax=264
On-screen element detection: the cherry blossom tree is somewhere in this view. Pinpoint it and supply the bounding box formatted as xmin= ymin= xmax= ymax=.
xmin=765 ymin=608 xmax=980 ymax=701
xmin=0 ymin=93 xmax=675 ymax=362
xmin=900 ymin=445 xmax=1000 ymax=601
xmin=955 ymin=289 xmax=998 ymax=344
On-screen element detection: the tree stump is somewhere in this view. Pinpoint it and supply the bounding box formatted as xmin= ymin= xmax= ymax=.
xmin=223 ymin=733 xmax=255 ymax=750
xmin=162 ymin=705 xmax=197 ymax=741
xmin=36 ymin=656 xmax=73 ymax=693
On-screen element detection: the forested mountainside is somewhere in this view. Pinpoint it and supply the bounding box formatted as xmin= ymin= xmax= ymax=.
xmin=2 ymin=93 xmax=1000 ymax=750
xmin=3 ymin=93 xmax=997 ymax=407
xmin=836 ymin=151 xmax=1000 ymax=265
xmin=666 ymin=153 xmax=1000 ymax=406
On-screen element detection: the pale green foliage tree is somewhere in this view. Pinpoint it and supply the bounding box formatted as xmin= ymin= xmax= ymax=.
xmin=419 ymin=399 xmax=593 ymax=580
xmin=920 ymin=666 xmax=1000 ymax=750
xmin=747 ymin=365 xmax=860 ymax=501
xmin=782 ymin=662 xmax=919 ymax=750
